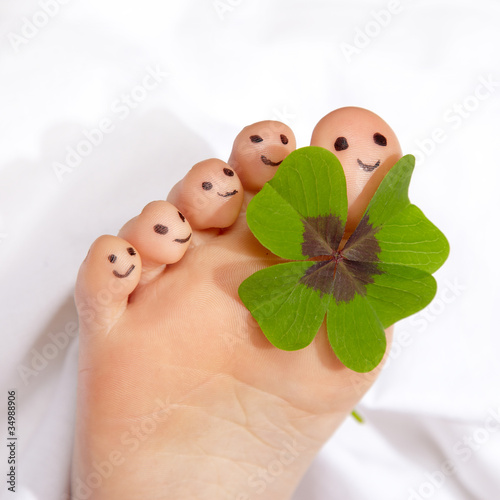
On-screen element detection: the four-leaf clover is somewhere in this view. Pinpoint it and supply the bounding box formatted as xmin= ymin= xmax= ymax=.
xmin=238 ymin=146 xmax=450 ymax=373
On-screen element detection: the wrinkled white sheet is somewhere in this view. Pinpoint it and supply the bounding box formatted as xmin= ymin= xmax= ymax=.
xmin=1 ymin=0 xmax=499 ymax=498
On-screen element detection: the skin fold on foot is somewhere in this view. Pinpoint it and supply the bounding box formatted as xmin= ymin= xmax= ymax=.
xmin=72 ymin=110 xmax=400 ymax=500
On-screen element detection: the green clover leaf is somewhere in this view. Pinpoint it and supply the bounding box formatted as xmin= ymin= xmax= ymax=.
xmin=238 ymin=147 xmax=450 ymax=373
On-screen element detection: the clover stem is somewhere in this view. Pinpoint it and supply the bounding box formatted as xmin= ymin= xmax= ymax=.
xmin=351 ymin=409 xmax=364 ymax=424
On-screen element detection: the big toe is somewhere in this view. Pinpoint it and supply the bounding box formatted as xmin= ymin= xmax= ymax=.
xmin=311 ymin=107 xmax=402 ymax=237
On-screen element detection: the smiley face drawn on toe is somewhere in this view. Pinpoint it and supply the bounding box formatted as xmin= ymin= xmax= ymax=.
xmin=117 ymin=201 xmax=193 ymax=267
xmin=354 ymin=133 xmax=387 ymax=171
xmin=331 ymin=129 xmax=389 ymax=175
xmin=311 ymin=106 xmax=402 ymax=235
xmin=173 ymin=211 xmax=192 ymax=244
xmin=201 ymin=176 xmax=239 ymax=199
xmin=108 ymin=247 xmax=137 ymax=279
xmin=333 ymin=131 xmax=386 ymax=173
xmin=191 ymin=160 xmax=242 ymax=211
xmin=167 ymin=158 xmax=244 ymax=230
xmin=218 ymin=189 xmax=238 ymax=198
xmin=357 ymin=159 xmax=381 ymax=172
xmin=154 ymin=224 xmax=169 ymax=235
xmin=202 ymin=173 xmax=240 ymax=198
xmin=228 ymin=121 xmax=296 ymax=192
xmin=153 ymin=210 xmax=192 ymax=245
xmin=260 ymin=155 xmax=282 ymax=167
xmin=174 ymin=233 xmax=192 ymax=244
xmin=112 ymin=265 xmax=135 ymax=278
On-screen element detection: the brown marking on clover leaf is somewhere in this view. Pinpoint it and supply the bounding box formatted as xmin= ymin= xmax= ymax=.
xmin=299 ymin=214 xmax=383 ymax=302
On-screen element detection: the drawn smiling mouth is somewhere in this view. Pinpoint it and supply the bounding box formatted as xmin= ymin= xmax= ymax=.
xmin=261 ymin=155 xmax=282 ymax=167
xmin=357 ymin=159 xmax=380 ymax=172
xmin=113 ymin=265 xmax=135 ymax=279
xmin=217 ymin=190 xmax=238 ymax=197
xmin=174 ymin=233 xmax=192 ymax=244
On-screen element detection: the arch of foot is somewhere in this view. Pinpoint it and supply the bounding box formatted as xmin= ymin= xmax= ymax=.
xmin=310 ymin=107 xmax=402 ymax=237
xmin=228 ymin=120 xmax=296 ymax=192
xmin=167 ymin=158 xmax=244 ymax=230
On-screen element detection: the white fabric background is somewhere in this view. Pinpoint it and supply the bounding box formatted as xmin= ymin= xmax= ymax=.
xmin=1 ymin=0 xmax=499 ymax=499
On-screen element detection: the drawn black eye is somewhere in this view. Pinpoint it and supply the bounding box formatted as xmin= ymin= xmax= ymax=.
xmin=223 ymin=168 xmax=234 ymax=177
xmin=334 ymin=137 xmax=349 ymax=151
xmin=250 ymin=135 xmax=263 ymax=143
xmin=280 ymin=134 xmax=289 ymax=145
xmin=127 ymin=247 xmax=136 ymax=255
xmin=373 ymin=133 xmax=387 ymax=146
xmin=202 ymin=181 xmax=213 ymax=191
xmin=154 ymin=224 xmax=168 ymax=235
xmin=108 ymin=254 xmax=117 ymax=263
xmin=178 ymin=211 xmax=186 ymax=222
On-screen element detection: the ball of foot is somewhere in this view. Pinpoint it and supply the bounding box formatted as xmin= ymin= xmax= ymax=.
xmin=228 ymin=120 xmax=296 ymax=192
xmin=167 ymin=158 xmax=244 ymax=230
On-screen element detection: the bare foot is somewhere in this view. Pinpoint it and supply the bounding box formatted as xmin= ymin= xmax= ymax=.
xmin=72 ymin=113 xmax=399 ymax=500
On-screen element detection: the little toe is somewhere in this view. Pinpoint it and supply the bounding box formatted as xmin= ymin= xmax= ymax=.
xmin=228 ymin=120 xmax=296 ymax=193
xmin=167 ymin=158 xmax=244 ymax=231
xmin=118 ymin=200 xmax=192 ymax=284
xmin=311 ymin=107 xmax=402 ymax=237
xmin=75 ymin=235 xmax=141 ymax=333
